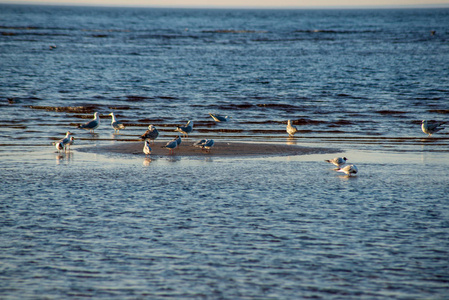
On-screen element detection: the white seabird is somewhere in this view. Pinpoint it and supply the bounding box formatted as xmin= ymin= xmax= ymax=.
xmin=336 ymin=164 xmax=358 ymax=176
xmin=421 ymin=120 xmax=444 ymax=137
xmin=78 ymin=112 xmax=100 ymax=133
xmin=55 ymin=131 xmax=74 ymax=152
xmin=143 ymin=140 xmax=152 ymax=157
xmin=66 ymin=136 xmax=75 ymax=151
xmin=286 ymin=120 xmax=298 ymax=137
xmin=175 ymin=120 xmax=193 ymax=138
xmin=109 ymin=112 xmax=125 ymax=133
xmin=140 ymin=125 xmax=159 ymax=144
xmin=325 ymin=157 xmax=348 ymax=168
xmin=210 ymin=113 xmax=231 ymax=122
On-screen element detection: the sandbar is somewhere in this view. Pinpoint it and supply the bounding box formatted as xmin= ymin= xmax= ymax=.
xmin=79 ymin=140 xmax=338 ymax=157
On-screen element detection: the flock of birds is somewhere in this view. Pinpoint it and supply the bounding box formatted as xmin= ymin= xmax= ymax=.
xmin=287 ymin=118 xmax=445 ymax=176
xmin=54 ymin=113 xmax=445 ymax=176
xmin=54 ymin=112 xmax=226 ymax=156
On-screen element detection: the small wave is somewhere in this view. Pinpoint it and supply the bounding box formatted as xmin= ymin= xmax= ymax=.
xmin=202 ymin=29 xmax=265 ymax=34
xmin=218 ymin=103 xmax=254 ymax=110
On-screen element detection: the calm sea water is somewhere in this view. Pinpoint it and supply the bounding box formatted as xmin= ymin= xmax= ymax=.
xmin=1 ymin=5 xmax=449 ymax=299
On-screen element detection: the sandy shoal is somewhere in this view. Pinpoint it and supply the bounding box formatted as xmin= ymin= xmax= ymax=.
xmin=80 ymin=140 xmax=338 ymax=157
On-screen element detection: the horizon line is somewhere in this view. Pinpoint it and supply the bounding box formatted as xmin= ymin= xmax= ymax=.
xmin=1 ymin=1 xmax=449 ymax=9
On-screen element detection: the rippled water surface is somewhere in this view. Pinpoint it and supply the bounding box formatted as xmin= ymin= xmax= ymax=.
xmin=1 ymin=5 xmax=449 ymax=299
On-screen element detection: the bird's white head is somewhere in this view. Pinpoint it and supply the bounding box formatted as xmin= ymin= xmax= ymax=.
xmin=148 ymin=125 xmax=154 ymax=130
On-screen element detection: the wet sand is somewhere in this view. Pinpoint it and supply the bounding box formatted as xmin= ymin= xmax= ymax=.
xmin=79 ymin=140 xmax=337 ymax=157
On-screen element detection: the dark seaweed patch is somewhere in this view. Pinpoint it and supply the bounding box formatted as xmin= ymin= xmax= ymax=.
xmin=108 ymin=105 xmax=131 ymax=110
xmin=291 ymin=118 xmax=325 ymax=125
xmin=126 ymin=95 xmax=150 ymax=102
xmin=429 ymin=109 xmax=449 ymax=114
xmin=25 ymin=105 xmax=98 ymax=113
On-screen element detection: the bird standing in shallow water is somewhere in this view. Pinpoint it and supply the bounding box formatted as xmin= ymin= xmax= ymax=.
xmin=143 ymin=140 xmax=152 ymax=157
xmin=175 ymin=120 xmax=193 ymax=138
xmin=66 ymin=136 xmax=75 ymax=151
xmin=337 ymin=164 xmax=358 ymax=176
xmin=286 ymin=120 xmax=298 ymax=137
xmin=325 ymin=157 xmax=348 ymax=168
xmin=109 ymin=112 xmax=125 ymax=134
xmin=140 ymin=125 xmax=159 ymax=144
xmin=210 ymin=113 xmax=231 ymax=122
xmin=78 ymin=112 xmax=100 ymax=133
xmin=421 ymin=120 xmax=444 ymax=137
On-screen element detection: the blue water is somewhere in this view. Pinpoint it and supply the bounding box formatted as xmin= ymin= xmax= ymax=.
xmin=1 ymin=5 xmax=449 ymax=299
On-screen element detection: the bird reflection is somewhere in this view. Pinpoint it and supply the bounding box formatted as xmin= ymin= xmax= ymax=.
xmin=55 ymin=151 xmax=73 ymax=164
xmin=143 ymin=157 xmax=152 ymax=166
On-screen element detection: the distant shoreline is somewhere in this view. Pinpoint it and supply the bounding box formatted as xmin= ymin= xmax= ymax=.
xmin=78 ymin=140 xmax=339 ymax=158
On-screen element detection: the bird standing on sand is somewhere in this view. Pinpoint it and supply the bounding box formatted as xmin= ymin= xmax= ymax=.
xmin=336 ymin=164 xmax=358 ymax=176
xmin=201 ymin=139 xmax=214 ymax=152
xmin=175 ymin=120 xmax=193 ymax=138
xmin=193 ymin=139 xmax=214 ymax=152
xmin=109 ymin=112 xmax=125 ymax=134
xmin=421 ymin=120 xmax=444 ymax=137
xmin=210 ymin=113 xmax=231 ymax=122
xmin=164 ymin=138 xmax=179 ymax=154
xmin=325 ymin=157 xmax=348 ymax=168
xmin=78 ymin=112 xmax=100 ymax=133
xmin=143 ymin=140 xmax=152 ymax=157
xmin=140 ymin=125 xmax=159 ymax=144
xmin=286 ymin=120 xmax=298 ymax=137
xmin=175 ymin=135 xmax=182 ymax=146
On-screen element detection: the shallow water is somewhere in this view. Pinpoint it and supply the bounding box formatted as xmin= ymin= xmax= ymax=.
xmin=1 ymin=5 xmax=449 ymax=299
xmin=1 ymin=149 xmax=449 ymax=299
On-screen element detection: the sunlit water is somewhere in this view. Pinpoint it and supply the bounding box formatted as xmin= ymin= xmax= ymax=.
xmin=1 ymin=5 xmax=449 ymax=299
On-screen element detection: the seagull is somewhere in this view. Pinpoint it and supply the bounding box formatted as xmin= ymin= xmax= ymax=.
xmin=55 ymin=141 xmax=64 ymax=153
xmin=210 ymin=113 xmax=231 ymax=122
xmin=421 ymin=120 xmax=444 ymax=136
xmin=201 ymin=139 xmax=215 ymax=152
xmin=109 ymin=112 xmax=125 ymax=133
xmin=140 ymin=125 xmax=159 ymax=144
xmin=54 ymin=131 xmax=74 ymax=152
xmin=194 ymin=139 xmax=214 ymax=152
xmin=66 ymin=136 xmax=75 ymax=151
xmin=60 ymin=131 xmax=74 ymax=145
xmin=286 ymin=120 xmax=298 ymax=137
xmin=336 ymin=164 xmax=358 ymax=176
xmin=143 ymin=140 xmax=152 ymax=157
xmin=325 ymin=157 xmax=348 ymax=168
xmin=193 ymin=139 xmax=207 ymax=147
xmin=78 ymin=112 xmax=100 ymax=133
xmin=164 ymin=138 xmax=178 ymax=154
xmin=175 ymin=135 xmax=182 ymax=146
xmin=175 ymin=120 xmax=193 ymax=138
